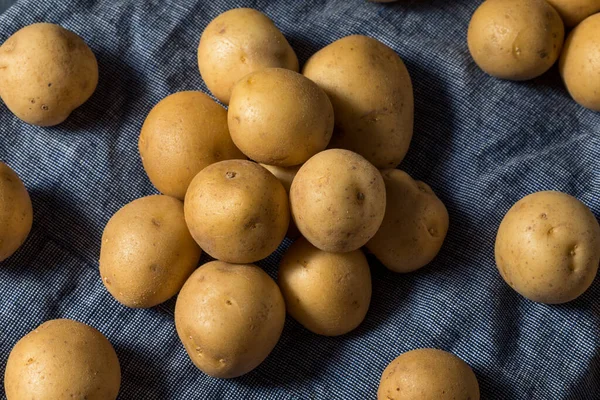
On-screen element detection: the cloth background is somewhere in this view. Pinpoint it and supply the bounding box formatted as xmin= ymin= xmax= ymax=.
xmin=0 ymin=0 xmax=599 ymax=399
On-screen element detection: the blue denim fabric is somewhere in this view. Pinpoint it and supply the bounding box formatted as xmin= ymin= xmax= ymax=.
xmin=0 ymin=0 xmax=599 ymax=399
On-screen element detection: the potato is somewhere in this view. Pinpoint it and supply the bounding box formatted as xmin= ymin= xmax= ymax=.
xmin=367 ymin=170 xmax=448 ymax=273
xmin=559 ymin=13 xmax=600 ymax=112
xmin=139 ymin=91 xmax=245 ymax=200
xmin=378 ymin=348 xmax=480 ymax=400
xmin=303 ymin=35 xmax=413 ymax=169
xmin=546 ymin=0 xmax=600 ymax=27
xmin=0 ymin=23 xmax=98 ymax=126
xmin=290 ymin=149 xmax=386 ymax=253
xmin=184 ymin=160 xmax=289 ymax=263
xmin=175 ymin=261 xmax=285 ymax=378
xmin=198 ymin=8 xmax=299 ymax=104
xmin=228 ymin=68 xmax=334 ymax=166
xmin=0 ymin=162 xmax=33 ymax=262
xmin=100 ymin=195 xmax=201 ymax=308
xmin=260 ymin=163 xmax=301 ymax=239
xmin=278 ymin=237 xmax=371 ymax=336
xmin=467 ymin=0 xmax=564 ymax=81
xmin=4 ymin=319 xmax=121 ymax=400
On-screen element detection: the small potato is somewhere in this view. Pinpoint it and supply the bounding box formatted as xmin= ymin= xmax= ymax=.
xmin=367 ymin=170 xmax=448 ymax=273
xmin=303 ymin=35 xmax=413 ymax=168
xmin=175 ymin=261 xmax=285 ymax=378
xmin=378 ymin=348 xmax=480 ymax=400
xmin=4 ymin=319 xmax=121 ymax=400
xmin=0 ymin=162 xmax=33 ymax=262
xmin=198 ymin=8 xmax=299 ymax=104
xmin=546 ymin=0 xmax=600 ymax=27
xmin=139 ymin=91 xmax=245 ymax=199
xmin=260 ymin=163 xmax=301 ymax=239
xmin=184 ymin=160 xmax=289 ymax=263
xmin=467 ymin=0 xmax=564 ymax=80
xmin=495 ymin=191 xmax=600 ymax=304
xmin=559 ymin=13 xmax=600 ymax=112
xmin=229 ymin=68 xmax=334 ymax=166
xmin=100 ymin=195 xmax=201 ymax=308
xmin=290 ymin=149 xmax=386 ymax=253
xmin=0 ymin=23 xmax=98 ymax=126
xmin=278 ymin=237 xmax=371 ymax=336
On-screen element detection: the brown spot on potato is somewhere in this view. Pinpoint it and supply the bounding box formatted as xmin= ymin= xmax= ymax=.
xmin=540 ymin=213 xmax=547 ymax=219
xmin=225 ymin=300 xmax=232 ymax=305
xmin=356 ymin=192 xmax=365 ymax=201
xmin=41 ymin=104 xmax=49 ymax=111
xmin=225 ymin=171 xmax=237 ymax=179
xmin=29 ymin=98 xmax=35 ymax=104
xmin=151 ymin=218 xmax=161 ymax=227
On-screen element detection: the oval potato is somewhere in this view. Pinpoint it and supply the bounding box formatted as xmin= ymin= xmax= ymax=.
xmin=546 ymin=0 xmax=600 ymax=27
xmin=0 ymin=162 xmax=33 ymax=262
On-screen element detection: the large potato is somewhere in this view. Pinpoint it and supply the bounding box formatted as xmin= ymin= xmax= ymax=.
xmin=184 ymin=160 xmax=289 ymax=263
xmin=198 ymin=8 xmax=299 ymax=104
xmin=100 ymin=195 xmax=201 ymax=308
xmin=0 ymin=23 xmax=98 ymax=126
xmin=4 ymin=319 xmax=121 ymax=400
xmin=367 ymin=170 xmax=448 ymax=273
xmin=175 ymin=261 xmax=285 ymax=378
xmin=546 ymin=0 xmax=600 ymax=27
xmin=495 ymin=191 xmax=600 ymax=304
xmin=260 ymin=163 xmax=301 ymax=239
xmin=139 ymin=91 xmax=245 ymax=199
xmin=290 ymin=149 xmax=386 ymax=253
xmin=0 ymin=162 xmax=33 ymax=262
xmin=378 ymin=348 xmax=480 ymax=400
xmin=228 ymin=68 xmax=333 ymax=166
xmin=278 ymin=237 xmax=371 ymax=336
xmin=303 ymin=35 xmax=413 ymax=168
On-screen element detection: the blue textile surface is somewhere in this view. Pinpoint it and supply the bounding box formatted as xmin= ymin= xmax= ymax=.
xmin=0 ymin=0 xmax=599 ymax=399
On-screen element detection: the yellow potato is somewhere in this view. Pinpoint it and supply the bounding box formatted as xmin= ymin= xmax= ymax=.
xmin=546 ymin=0 xmax=600 ymax=27
xmin=260 ymin=163 xmax=301 ymax=239
xmin=0 ymin=162 xmax=33 ymax=262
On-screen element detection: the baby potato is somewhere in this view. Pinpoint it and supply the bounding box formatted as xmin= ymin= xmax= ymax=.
xmin=229 ymin=68 xmax=334 ymax=166
xmin=0 ymin=162 xmax=33 ymax=262
xmin=546 ymin=0 xmax=600 ymax=27
xmin=0 ymin=23 xmax=98 ymax=126
xmin=139 ymin=91 xmax=245 ymax=200
xmin=4 ymin=319 xmax=121 ymax=400
xmin=467 ymin=0 xmax=564 ymax=80
xmin=100 ymin=195 xmax=201 ymax=308
xmin=198 ymin=8 xmax=299 ymax=104
xmin=184 ymin=160 xmax=289 ymax=263
xmin=378 ymin=348 xmax=480 ymax=400
xmin=303 ymin=35 xmax=413 ymax=169
xmin=290 ymin=149 xmax=386 ymax=253
xmin=175 ymin=261 xmax=285 ymax=378
xmin=278 ymin=237 xmax=371 ymax=336
xmin=367 ymin=170 xmax=448 ymax=273
xmin=260 ymin=163 xmax=301 ymax=239
xmin=495 ymin=191 xmax=600 ymax=304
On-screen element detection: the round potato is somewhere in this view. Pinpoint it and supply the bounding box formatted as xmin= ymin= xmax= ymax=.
xmin=4 ymin=319 xmax=121 ymax=400
xmin=139 ymin=91 xmax=245 ymax=199
xmin=467 ymin=0 xmax=564 ymax=80
xmin=0 ymin=162 xmax=33 ymax=262
xmin=0 ymin=23 xmax=98 ymax=126
xmin=378 ymin=348 xmax=480 ymax=400
xmin=229 ymin=68 xmax=334 ymax=166
xmin=495 ymin=191 xmax=600 ymax=304
xmin=100 ymin=195 xmax=201 ymax=308
xmin=175 ymin=261 xmax=285 ymax=378
xmin=260 ymin=163 xmax=301 ymax=239
xmin=184 ymin=160 xmax=289 ymax=263
xmin=198 ymin=8 xmax=299 ymax=104
xmin=290 ymin=149 xmax=386 ymax=253
xmin=303 ymin=35 xmax=413 ymax=169
xmin=546 ymin=0 xmax=600 ymax=27
xmin=559 ymin=13 xmax=600 ymax=112
xmin=278 ymin=237 xmax=371 ymax=336
xmin=367 ymin=170 xmax=448 ymax=273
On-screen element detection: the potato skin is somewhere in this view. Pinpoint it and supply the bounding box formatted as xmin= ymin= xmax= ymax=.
xmin=367 ymin=170 xmax=448 ymax=273
xmin=228 ymin=68 xmax=334 ymax=166
xmin=139 ymin=91 xmax=245 ymax=199
xmin=303 ymin=35 xmax=413 ymax=169
xmin=0 ymin=23 xmax=98 ymax=126
xmin=278 ymin=237 xmax=371 ymax=336
xmin=184 ymin=160 xmax=289 ymax=263
xmin=4 ymin=319 xmax=121 ymax=400
xmin=290 ymin=149 xmax=386 ymax=253
xmin=198 ymin=8 xmax=299 ymax=104
xmin=260 ymin=163 xmax=301 ymax=239
xmin=467 ymin=0 xmax=564 ymax=81
xmin=100 ymin=195 xmax=201 ymax=308
xmin=175 ymin=261 xmax=285 ymax=378
xmin=0 ymin=162 xmax=33 ymax=262
xmin=495 ymin=191 xmax=600 ymax=304
xmin=378 ymin=348 xmax=480 ymax=400
xmin=546 ymin=0 xmax=600 ymax=27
